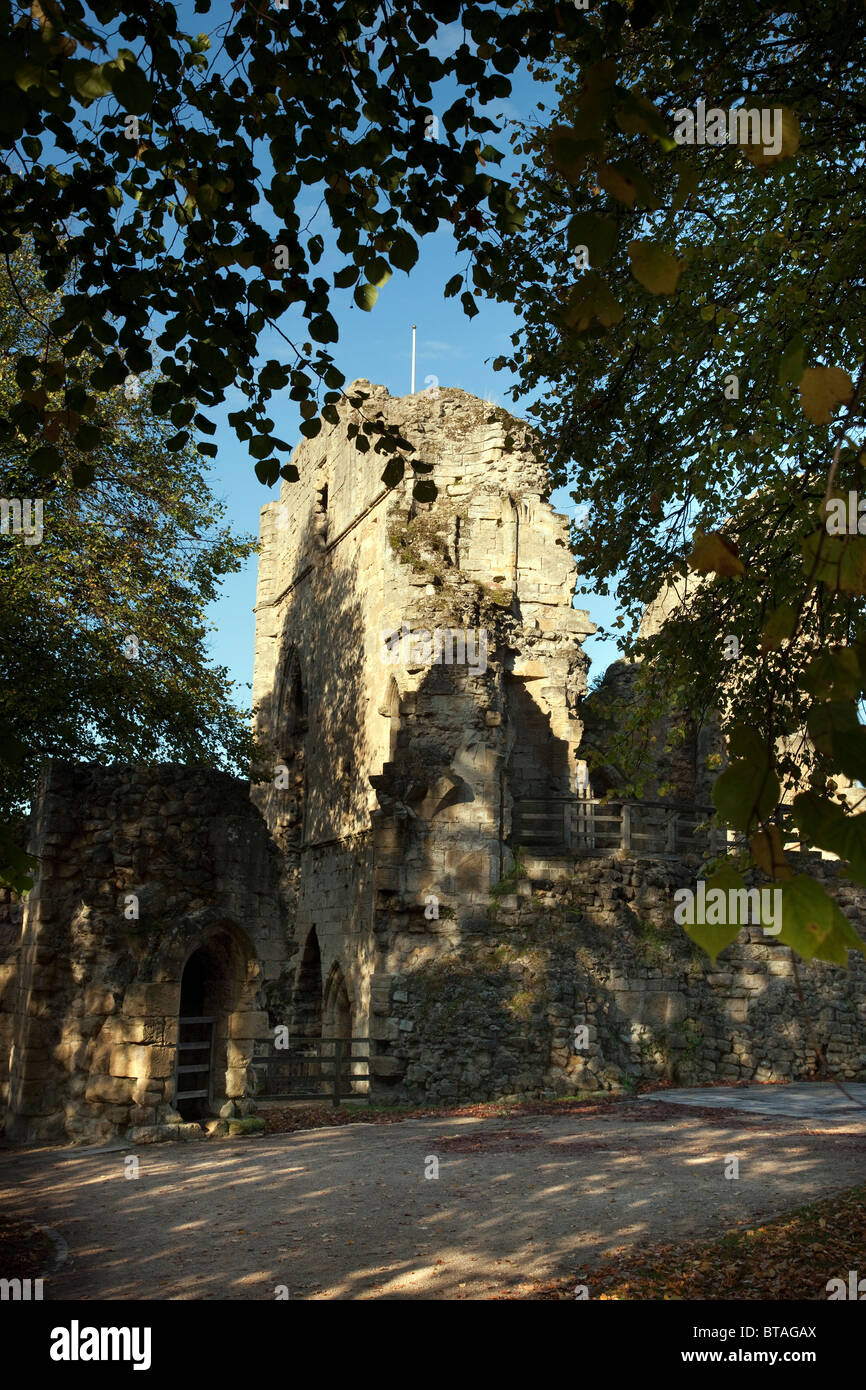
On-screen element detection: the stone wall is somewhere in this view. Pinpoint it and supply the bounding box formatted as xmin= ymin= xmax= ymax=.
xmin=370 ymin=851 xmax=866 ymax=1104
xmin=250 ymin=380 xmax=594 ymax=1045
xmin=4 ymin=382 xmax=866 ymax=1143
xmin=1 ymin=762 xmax=289 ymax=1145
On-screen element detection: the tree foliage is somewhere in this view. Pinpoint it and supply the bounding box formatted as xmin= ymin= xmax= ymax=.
xmin=0 ymin=239 xmax=257 ymax=889
xmin=484 ymin=0 xmax=866 ymax=964
xmin=0 ymin=0 xmax=570 ymax=494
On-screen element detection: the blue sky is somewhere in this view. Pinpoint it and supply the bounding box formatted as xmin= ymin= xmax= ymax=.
xmin=173 ymin=16 xmax=624 ymax=705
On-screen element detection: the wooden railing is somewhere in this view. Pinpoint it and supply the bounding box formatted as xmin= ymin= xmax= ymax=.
xmin=511 ymin=795 xmax=727 ymax=856
xmin=251 ymin=1037 xmax=371 ymax=1107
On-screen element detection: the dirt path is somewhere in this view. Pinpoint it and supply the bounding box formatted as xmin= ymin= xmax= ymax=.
xmin=1 ymin=1100 xmax=864 ymax=1300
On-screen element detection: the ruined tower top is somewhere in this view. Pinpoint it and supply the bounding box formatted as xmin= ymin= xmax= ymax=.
xmin=252 ymin=379 xmax=595 ymax=861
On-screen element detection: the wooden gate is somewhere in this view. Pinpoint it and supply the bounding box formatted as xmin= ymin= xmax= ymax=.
xmin=252 ymin=1037 xmax=371 ymax=1107
xmin=175 ymin=1015 xmax=216 ymax=1106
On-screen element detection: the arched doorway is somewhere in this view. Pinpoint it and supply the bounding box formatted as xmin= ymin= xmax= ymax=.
xmin=323 ymin=963 xmax=364 ymax=1097
xmin=292 ymin=928 xmax=323 ymax=1043
xmin=174 ymin=930 xmax=254 ymax=1123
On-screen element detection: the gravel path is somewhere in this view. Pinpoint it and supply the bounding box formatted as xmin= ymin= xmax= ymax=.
xmin=1 ymin=1097 xmax=864 ymax=1300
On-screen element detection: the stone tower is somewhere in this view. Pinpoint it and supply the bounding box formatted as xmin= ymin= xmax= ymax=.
xmin=251 ymin=381 xmax=595 ymax=1081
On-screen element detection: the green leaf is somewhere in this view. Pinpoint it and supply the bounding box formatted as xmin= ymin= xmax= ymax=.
xmin=777 ymin=875 xmax=862 ymax=965
xmin=367 ymin=257 xmax=392 ymax=289
xmin=806 ymin=701 xmax=866 ymax=784
xmin=778 ymin=333 xmax=805 ymax=387
xmin=687 ymin=530 xmax=744 ymax=576
xmin=255 ymin=459 xmax=280 ymax=486
xmin=759 ymin=603 xmax=798 ymax=651
xmin=333 ymin=265 xmax=359 ymax=289
xmin=548 ymin=126 xmax=597 ymax=182
xmin=109 ymin=61 xmax=154 ymax=114
xmin=74 ymin=423 xmax=102 ymax=450
xmin=308 ymin=312 xmax=338 ymax=342
xmin=614 ymin=91 xmax=671 ymax=144
xmin=741 ymin=106 xmax=801 ymax=166
xmin=566 ymin=214 xmax=618 ymax=268
xmin=671 ymin=161 xmax=699 ymax=211
xmin=444 ymin=274 xmax=462 ymax=298
xmin=71 ymin=62 xmax=114 ymax=102
xmin=792 ymin=792 xmax=866 ymax=884
xmin=0 ymin=825 xmax=37 ymax=894
xmin=727 ymin=726 xmax=767 ymax=762
xmin=28 ymin=444 xmax=63 ymax=476
xmin=798 ymin=367 xmax=855 ymax=425
xmin=712 ymin=731 xmax=779 ymax=831
xmin=354 ymin=284 xmax=378 ymax=312
xmin=801 ymin=528 xmax=866 ymax=594
xmin=750 ymin=825 xmax=792 ymax=880
xmin=412 ymin=479 xmax=438 ymax=502
xmin=71 ymin=463 xmax=96 ymax=487
xmin=299 ymin=418 xmax=322 ymax=439
xmin=801 ymin=647 xmax=861 ymax=702
xmin=599 ymin=160 xmax=658 ymax=209
xmin=561 ymin=272 xmax=623 ymax=332
xmin=681 ymin=861 xmax=746 ymax=962
xmin=388 ymin=232 xmax=419 ymax=273
xmin=15 ymin=63 xmax=43 ymax=94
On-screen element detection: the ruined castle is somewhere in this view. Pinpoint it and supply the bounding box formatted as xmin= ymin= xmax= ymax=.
xmin=2 ymin=383 xmax=865 ymax=1145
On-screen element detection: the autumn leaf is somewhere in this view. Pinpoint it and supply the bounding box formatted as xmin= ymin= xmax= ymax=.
xmin=750 ymin=826 xmax=792 ymax=880
xmin=798 ymin=366 xmax=854 ymax=424
xmin=742 ymin=107 xmax=801 ymax=166
xmin=687 ymin=530 xmax=745 ymax=576
xmin=627 ymin=240 xmax=683 ymax=295
xmin=597 ymin=163 xmax=637 ymax=206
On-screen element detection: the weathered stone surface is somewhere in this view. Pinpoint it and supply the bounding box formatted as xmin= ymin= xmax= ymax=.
xmin=0 ymin=764 xmax=289 ymax=1144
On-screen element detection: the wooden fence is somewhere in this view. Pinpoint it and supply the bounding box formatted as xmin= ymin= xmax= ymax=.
xmin=251 ymin=1036 xmax=370 ymax=1106
xmin=511 ymin=794 xmax=727 ymax=856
